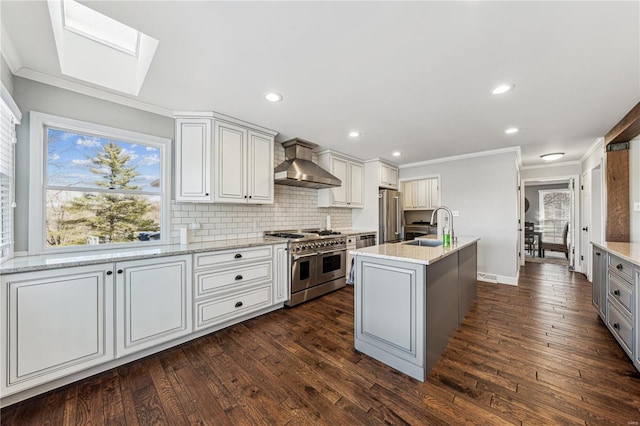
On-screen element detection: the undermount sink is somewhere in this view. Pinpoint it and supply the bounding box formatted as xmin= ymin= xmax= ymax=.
xmin=404 ymin=239 xmax=443 ymax=247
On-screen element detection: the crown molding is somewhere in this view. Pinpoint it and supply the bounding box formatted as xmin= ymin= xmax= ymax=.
xmin=519 ymin=160 xmax=581 ymax=170
xmin=13 ymin=68 xmax=173 ymax=117
xmin=579 ymin=137 xmax=604 ymax=164
xmin=398 ymin=146 xmax=520 ymax=169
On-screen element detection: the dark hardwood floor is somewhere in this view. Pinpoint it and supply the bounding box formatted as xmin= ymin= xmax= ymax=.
xmin=2 ymin=262 xmax=640 ymax=425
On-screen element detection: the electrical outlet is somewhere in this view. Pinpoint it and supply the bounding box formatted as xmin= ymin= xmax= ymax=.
xmin=452 ymin=210 xmax=460 ymax=217
xmin=634 ymin=202 xmax=640 ymax=212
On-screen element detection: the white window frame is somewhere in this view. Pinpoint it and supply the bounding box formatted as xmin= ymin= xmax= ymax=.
xmin=29 ymin=111 xmax=171 ymax=255
xmin=538 ymin=188 xmax=571 ymax=243
xmin=0 ymin=84 xmax=22 ymax=263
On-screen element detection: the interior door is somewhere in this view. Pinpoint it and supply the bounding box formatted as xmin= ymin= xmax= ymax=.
xmin=581 ymin=171 xmax=591 ymax=279
xmin=568 ymin=178 xmax=576 ymax=271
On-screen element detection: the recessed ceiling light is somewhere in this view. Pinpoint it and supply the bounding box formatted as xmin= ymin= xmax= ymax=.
xmin=348 ymin=131 xmax=360 ymax=138
xmin=264 ymin=92 xmax=283 ymax=102
xmin=540 ymin=152 xmax=564 ymax=161
xmin=392 ymin=151 xmax=401 ymax=157
xmin=505 ymin=127 xmax=519 ymax=134
xmin=492 ymin=84 xmax=515 ymax=95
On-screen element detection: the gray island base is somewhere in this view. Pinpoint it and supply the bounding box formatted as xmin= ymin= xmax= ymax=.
xmin=351 ymin=237 xmax=479 ymax=381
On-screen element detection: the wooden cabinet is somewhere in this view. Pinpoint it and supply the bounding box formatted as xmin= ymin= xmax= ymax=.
xmin=174 ymin=113 xmax=276 ymax=204
xmin=175 ymin=118 xmax=213 ymax=202
xmin=214 ymin=121 xmax=275 ymax=204
xmin=592 ymin=246 xmax=606 ymax=320
xmin=403 ymin=178 xmax=438 ymax=210
xmin=379 ymin=162 xmax=399 ymax=189
xmin=193 ymin=244 xmax=286 ymax=331
xmin=1 ymin=265 xmax=114 ymax=396
xmin=115 ymin=256 xmax=192 ymax=357
xmin=317 ymin=151 xmax=364 ymax=208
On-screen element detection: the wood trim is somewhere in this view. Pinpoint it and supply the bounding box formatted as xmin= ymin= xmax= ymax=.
xmin=605 ymin=149 xmax=630 ymax=241
xmin=604 ymin=102 xmax=640 ymax=145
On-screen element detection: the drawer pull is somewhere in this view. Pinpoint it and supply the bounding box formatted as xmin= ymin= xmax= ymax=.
xmin=616 ymin=264 xmax=623 ymax=270
xmin=106 ymin=271 xmax=113 ymax=275
xmin=235 ymin=301 xmax=243 ymax=308
xmin=613 ymin=322 xmax=620 ymax=330
xmin=117 ymin=269 xmax=123 ymax=274
xmin=595 ymin=252 xmax=601 ymax=256
xmin=235 ymin=275 xmax=243 ymax=281
xmin=613 ymin=289 xmax=621 ymax=296
xmin=234 ymin=253 xmax=242 ymax=259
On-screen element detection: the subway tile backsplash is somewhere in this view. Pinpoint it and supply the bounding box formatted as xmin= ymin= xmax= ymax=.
xmin=170 ymin=143 xmax=352 ymax=243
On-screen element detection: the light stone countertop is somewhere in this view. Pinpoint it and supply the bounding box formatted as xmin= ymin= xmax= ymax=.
xmin=0 ymin=238 xmax=287 ymax=275
xmin=350 ymin=236 xmax=480 ymax=266
xmin=343 ymin=230 xmax=377 ymax=236
xmin=591 ymin=241 xmax=640 ymax=267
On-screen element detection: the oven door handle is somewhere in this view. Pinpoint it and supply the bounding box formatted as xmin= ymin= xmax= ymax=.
xmin=292 ymin=252 xmax=320 ymax=260
xmin=317 ymin=249 xmax=346 ymax=256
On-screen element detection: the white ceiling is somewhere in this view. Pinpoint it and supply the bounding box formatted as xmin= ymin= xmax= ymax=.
xmin=2 ymin=1 xmax=639 ymax=166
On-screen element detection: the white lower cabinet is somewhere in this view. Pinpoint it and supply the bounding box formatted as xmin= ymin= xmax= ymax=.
xmin=273 ymin=243 xmax=290 ymax=304
xmin=1 ymin=264 xmax=114 ymax=396
xmin=115 ymin=256 xmax=192 ymax=357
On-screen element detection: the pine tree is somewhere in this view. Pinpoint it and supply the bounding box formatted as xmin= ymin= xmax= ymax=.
xmin=66 ymin=142 xmax=159 ymax=243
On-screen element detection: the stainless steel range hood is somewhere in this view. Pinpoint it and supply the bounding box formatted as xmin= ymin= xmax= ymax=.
xmin=274 ymin=138 xmax=341 ymax=189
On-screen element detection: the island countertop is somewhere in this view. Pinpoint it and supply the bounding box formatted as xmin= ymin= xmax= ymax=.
xmin=350 ymin=236 xmax=480 ymax=265
xmin=591 ymin=241 xmax=640 ymax=266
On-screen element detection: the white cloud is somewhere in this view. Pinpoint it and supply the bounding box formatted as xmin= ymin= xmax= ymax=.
xmin=121 ymin=148 xmax=139 ymax=161
xmin=49 ymin=153 xmax=60 ymax=160
xmin=72 ymin=158 xmax=92 ymax=165
xmin=76 ymin=137 xmax=101 ymax=147
xmin=145 ymin=146 xmax=157 ymax=152
xmin=139 ymin=154 xmax=160 ymax=165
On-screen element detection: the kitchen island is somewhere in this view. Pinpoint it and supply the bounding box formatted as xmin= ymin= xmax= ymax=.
xmin=350 ymin=237 xmax=479 ymax=381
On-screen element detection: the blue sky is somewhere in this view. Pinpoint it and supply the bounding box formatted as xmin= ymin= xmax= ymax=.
xmin=47 ymin=128 xmax=161 ymax=192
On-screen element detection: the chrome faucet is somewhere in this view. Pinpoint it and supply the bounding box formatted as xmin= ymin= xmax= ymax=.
xmin=430 ymin=206 xmax=454 ymax=244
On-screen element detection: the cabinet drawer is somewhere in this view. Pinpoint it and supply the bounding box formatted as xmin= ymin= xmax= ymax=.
xmin=608 ymin=254 xmax=633 ymax=283
xmin=194 ymin=246 xmax=273 ymax=269
xmin=195 ymin=284 xmax=272 ymax=330
xmin=607 ymin=299 xmax=633 ymax=356
xmin=608 ymin=273 xmax=633 ymax=314
xmin=195 ymin=261 xmax=272 ymax=298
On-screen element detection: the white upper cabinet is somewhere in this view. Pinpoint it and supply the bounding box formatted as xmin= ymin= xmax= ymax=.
xmin=403 ymin=178 xmax=438 ymax=210
xmin=175 ymin=113 xmax=276 ymax=204
xmin=379 ymin=162 xmax=399 ymax=189
xmin=175 ymin=118 xmax=213 ymax=202
xmin=214 ymin=120 xmax=275 ymax=204
xmin=317 ymin=151 xmax=364 ymax=208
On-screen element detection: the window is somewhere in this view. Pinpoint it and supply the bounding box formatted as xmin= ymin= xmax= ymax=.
xmin=0 ymin=86 xmax=21 ymax=262
xmin=539 ymin=189 xmax=570 ymax=243
xmin=30 ymin=112 xmax=170 ymax=254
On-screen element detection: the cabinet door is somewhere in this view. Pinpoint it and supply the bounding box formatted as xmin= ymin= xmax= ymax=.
xmin=175 ymin=118 xmax=212 ymax=202
xmin=349 ymin=162 xmax=364 ymax=208
xmin=330 ymin=156 xmax=349 ymax=206
xmin=403 ymin=181 xmax=416 ymax=209
xmin=635 ymin=271 xmax=640 ymax=371
xmin=273 ymin=243 xmax=290 ymax=304
xmin=416 ymin=179 xmax=430 ymax=209
xmin=247 ymin=131 xmax=274 ymax=204
xmin=592 ymin=249 xmax=601 ymax=310
xmin=380 ymin=164 xmax=390 ymax=186
xmin=115 ymin=256 xmax=192 ymax=357
xmin=429 ymin=179 xmax=438 ymax=208
xmin=388 ymin=167 xmax=399 ymax=189
xmin=214 ymin=120 xmax=247 ymax=202
xmin=2 ymin=265 xmax=114 ymax=396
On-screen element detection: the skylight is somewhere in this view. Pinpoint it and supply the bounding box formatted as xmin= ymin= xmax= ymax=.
xmin=62 ymin=0 xmax=140 ymax=56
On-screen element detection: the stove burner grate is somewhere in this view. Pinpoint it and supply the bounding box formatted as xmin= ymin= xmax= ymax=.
xmin=266 ymin=233 xmax=305 ymax=239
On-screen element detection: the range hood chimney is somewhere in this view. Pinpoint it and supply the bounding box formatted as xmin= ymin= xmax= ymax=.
xmin=274 ymin=138 xmax=341 ymax=189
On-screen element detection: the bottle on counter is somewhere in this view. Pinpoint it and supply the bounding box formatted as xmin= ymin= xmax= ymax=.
xmin=442 ymin=217 xmax=451 ymax=247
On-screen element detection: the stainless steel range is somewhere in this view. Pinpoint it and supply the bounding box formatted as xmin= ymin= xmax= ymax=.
xmin=264 ymin=229 xmax=347 ymax=306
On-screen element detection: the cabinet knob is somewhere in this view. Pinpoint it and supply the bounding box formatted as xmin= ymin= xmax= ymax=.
xmin=613 ymin=289 xmax=621 ymax=296
xmin=582 ymin=227 xmax=588 ymax=231
xmin=205 ymin=193 xmax=209 ymax=196
xmin=616 ymin=264 xmax=623 ymax=270
xmin=249 ymin=195 xmax=252 ymax=199
xmin=234 ymin=253 xmax=242 ymax=259
xmin=117 ymin=269 xmax=123 ymax=274
xmin=235 ymin=275 xmax=243 ymax=281
xmin=106 ymin=271 xmax=113 ymax=275
xmin=244 ymin=195 xmax=247 ymax=199
xmin=613 ymin=322 xmax=620 ymax=330
xmin=235 ymin=301 xmax=243 ymax=308
xmin=596 ymin=252 xmax=601 ymax=256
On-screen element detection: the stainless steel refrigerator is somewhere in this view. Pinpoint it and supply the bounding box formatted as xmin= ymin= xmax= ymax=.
xmin=379 ymin=189 xmax=404 ymax=244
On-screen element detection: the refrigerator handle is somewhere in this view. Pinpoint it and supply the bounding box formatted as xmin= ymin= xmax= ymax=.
xmin=394 ymin=196 xmax=400 ymax=235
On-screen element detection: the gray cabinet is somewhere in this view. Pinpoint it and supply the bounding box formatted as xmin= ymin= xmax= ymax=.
xmin=606 ymin=254 xmax=634 ymax=358
xmin=592 ymin=246 xmax=606 ymax=320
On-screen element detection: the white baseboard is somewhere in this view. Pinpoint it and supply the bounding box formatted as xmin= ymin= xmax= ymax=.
xmin=477 ymin=271 xmax=518 ymax=286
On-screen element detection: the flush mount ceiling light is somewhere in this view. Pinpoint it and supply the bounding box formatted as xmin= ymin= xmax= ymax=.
xmin=392 ymin=151 xmax=402 ymax=157
xmin=348 ymin=131 xmax=360 ymax=138
xmin=264 ymin=92 xmax=283 ymax=102
xmin=540 ymin=152 xmax=565 ymax=161
xmin=492 ymin=84 xmax=515 ymax=95
xmin=504 ymin=127 xmax=519 ymax=134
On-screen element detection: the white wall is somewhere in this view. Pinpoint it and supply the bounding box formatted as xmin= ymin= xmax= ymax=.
xmin=1 ymin=56 xmax=13 ymax=95
xmin=400 ymin=151 xmax=519 ymax=284
xmin=520 ymin=162 xmax=581 ymax=180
